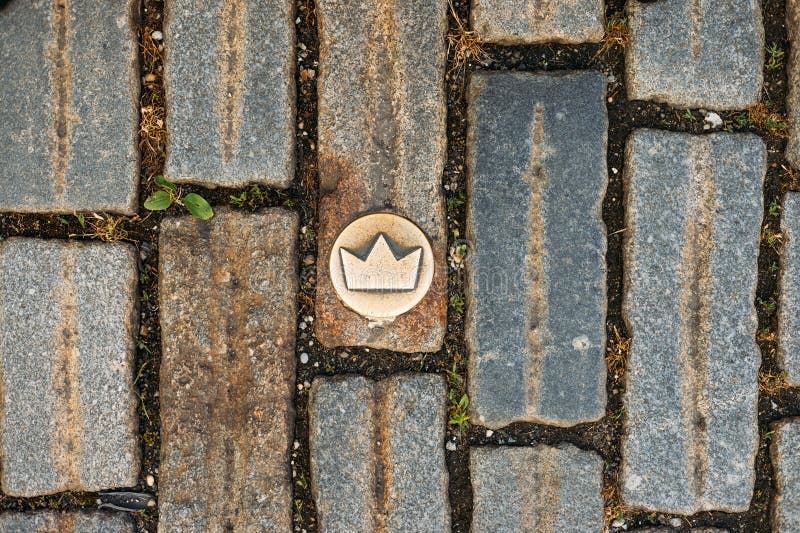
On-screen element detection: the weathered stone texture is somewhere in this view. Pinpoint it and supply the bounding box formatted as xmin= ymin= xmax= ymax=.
xmin=164 ymin=0 xmax=295 ymax=188
xmin=789 ymin=1 xmax=800 ymax=167
xmin=772 ymin=419 xmax=800 ymax=532
xmin=472 ymin=0 xmax=604 ymax=44
xmin=466 ymin=71 xmax=608 ymax=428
xmin=315 ymin=0 xmax=448 ymax=352
xmin=779 ymin=193 xmax=800 ymax=384
xmin=626 ymin=0 xmax=763 ymax=109
xmin=0 ymin=239 xmax=139 ymax=497
xmin=0 ymin=0 xmax=139 ymax=214
xmin=0 ymin=511 xmax=134 ymax=533
xmin=310 ymin=374 xmax=450 ymax=532
xmin=158 ymin=209 xmax=298 ymax=531
xmin=622 ymin=130 xmax=765 ymax=514
xmin=471 ymin=445 xmax=604 ymax=532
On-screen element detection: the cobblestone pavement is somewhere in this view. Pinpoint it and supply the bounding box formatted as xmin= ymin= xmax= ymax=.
xmin=1 ymin=0 xmax=800 ymax=532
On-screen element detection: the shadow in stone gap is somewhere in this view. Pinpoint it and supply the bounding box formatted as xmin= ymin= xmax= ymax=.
xmin=0 ymin=0 xmax=14 ymax=13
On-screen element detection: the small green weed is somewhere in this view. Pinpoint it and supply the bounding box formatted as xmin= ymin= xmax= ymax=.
xmin=145 ymin=176 xmax=213 ymax=220
xmin=766 ymin=42 xmax=785 ymax=70
xmin=449 ymin=293 xmax=465 ymax=314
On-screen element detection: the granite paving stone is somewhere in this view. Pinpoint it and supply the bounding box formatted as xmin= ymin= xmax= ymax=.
xmin=314 ymin=0 xmax=448 ymax=352
xmin=164 ymin=0 xmax=295 ymax=188
xmin=779 ymin=193 xmax=800 ymax=384
xmin=0 ymin=0 xmax=139 ymax=214
xmin=626 ymin=0 xmax=763 ymax=109
xmin=771 ymin=418 xmax=800 ymax=531
xmin=310 ymin=374 xmax=450 ymax=532
xmin=0 ymin=239 xmax=140 ymax=497
xmin=470 ymin=445 xmax=604 ymax=532
xmin=787 ymin=1 xmax=800 ymax=175
xmin=472 ymin=0 xmax=604 ymax=44
xmin=0 ymin=511 xmax=134 ymax=533
xmin=158 ymin=209 xmax=298 ymax=531
xmin=466 ymin=71 xmax=608 ymax=428
xmin=622 ymin=130 xmax=765 ymax=514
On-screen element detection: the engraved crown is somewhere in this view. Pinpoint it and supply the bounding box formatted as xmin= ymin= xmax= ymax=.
xmin=340 ymin=233 xmax=422 ymax=292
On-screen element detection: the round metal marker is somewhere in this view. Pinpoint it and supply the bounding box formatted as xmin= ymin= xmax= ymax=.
xmin=329 ymin=212 xmax=434 ymax=320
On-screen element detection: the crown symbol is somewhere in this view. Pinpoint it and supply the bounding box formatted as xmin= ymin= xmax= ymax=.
xmin=340 ymin=233 xmax=423 ymax=292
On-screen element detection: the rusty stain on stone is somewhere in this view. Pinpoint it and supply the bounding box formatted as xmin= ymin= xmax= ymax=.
xmin=218 ymin=0 xmax=246 ymax=163
xmin=51 ymin=0 xmax=72 ymax=201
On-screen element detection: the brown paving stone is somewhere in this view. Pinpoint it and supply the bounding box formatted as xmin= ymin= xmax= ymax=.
xmin=314 ymin=0 xmax=448 ymax=352
xmin=472 ymin=0 xmax=604 ymax=44
xmin=158 ymin=209 xmax=298 ymax=531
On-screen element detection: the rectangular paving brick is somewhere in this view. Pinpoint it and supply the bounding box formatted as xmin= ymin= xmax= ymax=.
xmin=626 ymin=0 xmax=763 ymax=109
xmin=164 ymin=0 xmax=295 ymax=188
xmin=622 ymin=130 xmax=765 ymax=514
xmin=771 ymin=418 xmax=800 ymax=532
xmin=471 ymin=0 xmax=604 ymax=44
xmin=158 ymin=209 xmax=298 ymax=531
xmin=0 ymin=239 xmax=140 ymax=497
xmin=779 ymin=193 xmax=800 ymax=385
xmin=0 ymin=511 xmax=133 ymax=533
xmin=787 ymin=1 xmax=800 ymax=169
xmin=309 ymin=374 xmax=450 ymax=532
xmin=471 ymin=444 xmax=603 ymax=532
xmin=466 ymin=71 xmax=608 ymax=429
xmin=314 ymin=0 xmax=448 ymax=352
xmin=0 ymin=1 xmax=139 ymax=214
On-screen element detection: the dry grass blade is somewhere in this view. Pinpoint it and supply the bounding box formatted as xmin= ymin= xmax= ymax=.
xmin=758 ymin=369 xmax=791 ymax=395
xmin=748 ymin=102 xmax=789 ymax=138
xmin=447 ymin=0 xmax=489 ymax=73
xmin=605 ymin=325 xmax=631 ymax=379
xmin=81 ymin=213 xmax=129 ymax=243
xmin=594 ymin=12 xmax=628 ymax=60
xmin=602 ymin=471 xmax=626 ymax=529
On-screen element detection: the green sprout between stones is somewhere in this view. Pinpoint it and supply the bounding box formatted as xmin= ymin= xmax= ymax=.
xmin=144 ymin=176 xmax=214 ymax=220
xmin=766 ymin=42 xmax=785 ymax=70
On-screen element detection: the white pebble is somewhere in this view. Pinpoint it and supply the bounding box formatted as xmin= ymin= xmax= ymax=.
xmin=300 ymin=352 xmax=309 ymax=364
xmin=445 ymin=440 xmax=457 ymax=451
xmin=146 ymin=474 xmax=155 ymax=487
xmin=151 ymin=30 xmax=163 ymax=41
xmin=703 ymin=111 xmax=723 ymax=129
xmin=485 ymin=429 xmax=493 ymax=437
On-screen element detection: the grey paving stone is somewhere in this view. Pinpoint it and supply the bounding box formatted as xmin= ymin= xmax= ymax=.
xmin=787 ymin=2 xmax=800 ymax=174
xmin=164 ymin=0 xmax=294 ymax=188
xmin=0 ymin=1 xmax=139 ymax=214
xmin=622 ymin=130 xmax=765 ymax=514
xmin=314 ymin=0 xmax=448 ymax=352
xmin=466 ymin=71 xmax=608 ymax=428
xmin=472 ymin=0 xmax=604 ymax=44
xmin=0 ymin=239 xmax=139 ymax=497
xmin=310 ymin=374 xmax=450 ymax=532
xmin=626 ymin=0 xmax=763 ymax=109
xmin=771 ymin=418 xmax=800 ymax=532
xmin=158 ymin=209 xmax=297 ymax=531
xmin=470 ymin=444 xmax=604 ymax=532
xmin=0 ymin=511 xmax=134 ymax=533
xmin=779 ymin=193 xmax=800 ymax=384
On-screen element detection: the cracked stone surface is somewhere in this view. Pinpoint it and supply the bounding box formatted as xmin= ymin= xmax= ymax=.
xmin=158 ymin=209 xmax=298 ymax=531
xmin=622 ymin=130 xmax=765 ymax=514
xmin=470 ymin=444 xmax=604 ymax=532
xmin=772 ymin=418 xmax=800 ymax=532
xmin=626 ymin=0 xmax=763 ymax=109
xmin=779 ymin=193 xmax=800 ymax=384
xmin=309 ymin=374 xmax=450 ymax=532
xmin=466 ymin=71 xmax=608 ymax=428
xmin=314 ymin=0 xmax=448 ymax=352
xmin=0 ymin=239 xmax=140 ymax=497
xmin=0 ymin=511 xmax=134 ymax=533
xmin=472 ymin=0 xmax=604 ymax=44
xmin=0 ymin=0 xmax=139 ymax=214
xmin=163 ymin=0 xmax=295 ymax=188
